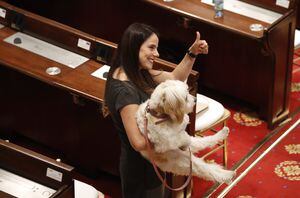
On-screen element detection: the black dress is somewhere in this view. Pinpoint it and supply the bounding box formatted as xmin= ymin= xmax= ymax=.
xmin=105 ymin=78 xmax=161 ymax=198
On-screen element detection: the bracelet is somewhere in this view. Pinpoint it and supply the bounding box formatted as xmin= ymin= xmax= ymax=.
xmin=186 ymin=50 xmax=197 ymax=58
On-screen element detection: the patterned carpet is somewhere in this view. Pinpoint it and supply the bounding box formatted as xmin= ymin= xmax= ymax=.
xmin=192 ymin=48 xmax=300 ymax=197
xmin=225 ymin=116 xmax=300 ymax=198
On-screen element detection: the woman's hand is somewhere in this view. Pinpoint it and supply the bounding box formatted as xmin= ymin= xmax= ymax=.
xmin=189 ymin=31 xmax=208 ymax=55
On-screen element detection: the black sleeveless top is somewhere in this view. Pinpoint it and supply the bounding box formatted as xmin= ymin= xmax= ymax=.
xmin=105 ymin=78 xmax=161 ymax=197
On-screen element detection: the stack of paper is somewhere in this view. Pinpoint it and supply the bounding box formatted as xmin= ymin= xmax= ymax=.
xmin=74 ymin=179 xmax=104 ymax=198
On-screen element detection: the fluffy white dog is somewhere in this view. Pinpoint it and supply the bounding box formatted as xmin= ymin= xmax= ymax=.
xmin=136 ymin=80 xmax=235 ymax=184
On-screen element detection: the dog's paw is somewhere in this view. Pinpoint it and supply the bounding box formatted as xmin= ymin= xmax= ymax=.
xmin=215 ymin=169 xmax=235 ymax=184
xmin=215 ymin=127 xmax=229 ymax=141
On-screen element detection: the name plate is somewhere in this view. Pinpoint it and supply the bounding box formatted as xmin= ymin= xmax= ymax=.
xmin=276 ymin=0 xmax=290 ymax=8
xmin=4 ymin=32 xmax=89 ymax=68
xmin=0 ymin=168 xmax=56 ymax=198
xmin=0 ymin=7 xmax=6 ymax=18
xmin=201 ymin=0 xmax=282 ymax=24
xmin=0 ymin=24 xmax=4 ymax=29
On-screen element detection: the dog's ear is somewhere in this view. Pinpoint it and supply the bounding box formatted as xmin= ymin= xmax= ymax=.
xmin=162 ymin=89 xmax=185 ymax=123
xmin=168 ymin=107 xmax=185 ymax=123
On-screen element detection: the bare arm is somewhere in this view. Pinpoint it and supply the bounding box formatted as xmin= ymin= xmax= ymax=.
xmin=151 ymin=31 xmax=208 ymax=83
xmin=120 ymin=104 xmax=147 ymax=152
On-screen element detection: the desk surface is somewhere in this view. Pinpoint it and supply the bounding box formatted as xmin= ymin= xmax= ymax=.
xmin=0 ymin=26 xmax=106 ymax=103
xmin=146 ymin=0 xmax=275 ymax=38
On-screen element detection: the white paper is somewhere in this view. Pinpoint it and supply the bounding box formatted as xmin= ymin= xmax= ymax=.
xmin=91 ymin=65 xmax=110 ymax=80
xmin=201 ymin=0 xmax=282 ymax=24
xmin=4 ymin=32 xmax=89 ymax=68
xmin=0 ymin=168 xmax=56 ymax=198
xmin=74 ymin=179 xmax=104 ymax=198
xmin=0 ymin=7 xmax=6 ymax=18
xmin=276 ymin=0 xmax=290 ymax=8
xmin=295 ymin=29 xmax=300 ymax=48
xmin=77 ymin=38 xmax=91 ymax=51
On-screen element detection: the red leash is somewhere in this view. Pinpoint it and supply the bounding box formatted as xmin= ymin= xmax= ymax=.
xmin=143 ymin=105 xmax=193 ymax=191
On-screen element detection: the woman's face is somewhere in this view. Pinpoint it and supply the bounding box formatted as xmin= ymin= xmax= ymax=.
xmin=139 ymin=33 xmax=159 ymax=70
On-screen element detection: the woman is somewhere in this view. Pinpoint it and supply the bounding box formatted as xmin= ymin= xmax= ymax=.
xmin=104 ymin=23 xmax=208 ymax=198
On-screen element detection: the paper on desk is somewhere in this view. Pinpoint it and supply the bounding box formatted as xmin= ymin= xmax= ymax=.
xmin=201 ymin=0 xmax=282 ymax=24
xmin=91 ymin=65 xmax=111 ymax=80
xmin=295 ymin=30 xmax=300 ymax=48
xmin=4 ymin=32 xmax=89 ymax=68
xmin=74 ymin=179 xmax=104 ymax=198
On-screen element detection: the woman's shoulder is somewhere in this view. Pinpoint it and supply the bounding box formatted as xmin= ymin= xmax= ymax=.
xmin=107 ymin=78 xmax=138 ymax=94
xmin=106 ymin=78 xmax=143 ymax=111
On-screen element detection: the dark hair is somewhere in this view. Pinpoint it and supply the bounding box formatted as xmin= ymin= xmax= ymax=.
xmin=108 ymin=23 xmax=159 ymax=93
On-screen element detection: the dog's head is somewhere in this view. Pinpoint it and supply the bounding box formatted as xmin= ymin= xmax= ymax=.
xmin=148 ymin=80 xmax=195 ymax=123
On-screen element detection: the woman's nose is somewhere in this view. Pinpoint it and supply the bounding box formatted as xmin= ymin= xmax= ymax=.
xmin=154 ymin=49 xmax=159 ymax=57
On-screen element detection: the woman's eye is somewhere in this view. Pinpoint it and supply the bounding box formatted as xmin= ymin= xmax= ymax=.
xmin=149 ymin=45 xmax=156 ymax=50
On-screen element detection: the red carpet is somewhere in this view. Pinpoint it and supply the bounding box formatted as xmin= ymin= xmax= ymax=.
xmin=192 ymin=105 xmax=271 ymax=197
xmin=192 ymin=48 xmax=300 ymax=197
xmin=225 ymin=117 xmax=300 ymax=198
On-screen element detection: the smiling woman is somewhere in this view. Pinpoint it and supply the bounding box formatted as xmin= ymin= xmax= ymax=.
xmin=104 ymin=22 xmax=208 ymax=198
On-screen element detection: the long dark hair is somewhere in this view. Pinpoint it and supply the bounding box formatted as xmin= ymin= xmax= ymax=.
xmin=108 ymin=23 xmax=159 ymax=93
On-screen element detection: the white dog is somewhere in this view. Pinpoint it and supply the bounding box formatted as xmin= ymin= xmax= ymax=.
xmin=136 ymin=80 xmax=235 ymax=184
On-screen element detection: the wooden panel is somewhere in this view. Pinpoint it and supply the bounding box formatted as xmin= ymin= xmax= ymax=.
xmin=297 ymin=4 xmax=300 ymax=29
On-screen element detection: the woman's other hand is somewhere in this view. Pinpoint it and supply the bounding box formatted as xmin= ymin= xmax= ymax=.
xmin=189 ymin=31 xmax=208 ymax=55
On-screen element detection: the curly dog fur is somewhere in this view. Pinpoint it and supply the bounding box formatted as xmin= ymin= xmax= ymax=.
xmin=136 ymin=80 xmax=235 ymax=183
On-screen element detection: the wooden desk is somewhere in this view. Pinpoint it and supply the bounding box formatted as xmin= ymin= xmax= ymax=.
xmin=0 ymin=139 xmax=74 ymax=197
xmin=0 ymin=0 xmax=121 ymax=176
xmin=3 ymin=0 xmax=297 ymax=129
xmin=141 ymin=0 xmax=298 ymax=129
xmin=0 ymin=25 xmax=121 ymax=176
